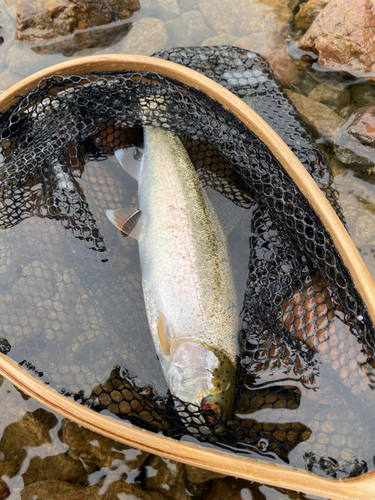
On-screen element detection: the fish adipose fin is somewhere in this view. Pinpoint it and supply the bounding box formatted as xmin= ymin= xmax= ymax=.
xmin=157 ymin=312 xmax=171 ymax=356
xmin=106 ymin=208 xmax=142 ymax=239
xmin=115 ymin=147 xmax=143 ymax=181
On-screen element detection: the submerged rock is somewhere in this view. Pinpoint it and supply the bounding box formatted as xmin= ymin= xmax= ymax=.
xmin=308 ymin=82 xmax=350 ymax=110
xmin=234 ymin=31 xmax=299 ymax=88
xmin=285 ymin=90 xmax=345 ymax=140
xmin=121 ymin=18 xmax=168 ymax=56
xmin=156 ymin=0 xmax=181 ymax=20
xmin=0 ymin=480 xmax=9 ymax=500
xmin=144 ymin=455 xmax=189 ymax=500
xmin=22 ymin=452 xmax=88 ymax=487
xmin=294 ymin=0 xmax=330 ymax=30
xmin=347 ymin=106 xmax=375 ymax=147
xmin=61 ymin=419 xmax=149 ymax=471
xmin=201 ymin=33 xmax=237 ymax=47
xmin=185 ymin=464 xmax=226 ymax=484
xmin=15 ymin=0 xmax=140 ymax=42
xmin=166 ymin=10 xmax=214 ymax=47
xmin=298 ymin=0 xmax=375 ymax=78
xmin=199 ymin=0 xmax=294 ymax=38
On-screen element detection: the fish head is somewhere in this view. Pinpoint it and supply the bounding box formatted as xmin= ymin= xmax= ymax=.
xmin=166 ymin=340 xmax=236 ymax=420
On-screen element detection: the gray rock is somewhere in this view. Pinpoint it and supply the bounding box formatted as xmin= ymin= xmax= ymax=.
xmin=308 ymin=83 xmax=350 ymax=110
xmin=156 ymin=0 xmax=181 ymax=19
xmin=285 ymin=90 xmax=345 ymax=141
xmin=121 ymin=18 xmax=168 ymax=55
xmin=167 ymin=10 xmax=214 ymax=46
xmin=334 ymin=111 xmax=375 ymax=166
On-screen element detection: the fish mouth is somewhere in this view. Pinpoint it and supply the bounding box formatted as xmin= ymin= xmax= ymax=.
xmin=202 ymin=399 xmax=222 ymax=423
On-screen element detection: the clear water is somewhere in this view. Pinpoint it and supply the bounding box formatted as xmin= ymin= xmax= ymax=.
xmin=0 ymin=0 xmax=374 ymax=498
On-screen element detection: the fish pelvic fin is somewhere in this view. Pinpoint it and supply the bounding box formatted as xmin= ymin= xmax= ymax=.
xmin=157 ymin=312 xmax=171 ymax=356
xmin=115 ymin=147 xmax=143 ymax=181
xmin=106 ymin=208 xmax=142 ymax=240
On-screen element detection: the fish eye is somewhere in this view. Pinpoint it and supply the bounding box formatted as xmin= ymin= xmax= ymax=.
xmin=202 ymin=399 xmax=222 ymax=423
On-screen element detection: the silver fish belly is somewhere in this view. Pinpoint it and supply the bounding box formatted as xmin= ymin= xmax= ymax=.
xmin=108 ymin=126 xmax=238 ymax=418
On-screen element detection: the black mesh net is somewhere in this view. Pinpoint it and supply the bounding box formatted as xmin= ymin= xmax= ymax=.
xmin=0 ymin=46 xmax=374 ymax=479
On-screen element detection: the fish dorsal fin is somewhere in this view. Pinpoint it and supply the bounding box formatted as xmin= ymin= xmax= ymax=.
xmin=115 ymin=147 xmax=143 ymax=181
xmin=106 ymin=208 xmax=142 ymax=240
xmin=157 ymin=312 xmax=171 ymax=356
xmin=204 ymin=186 xmax=244 ymax=236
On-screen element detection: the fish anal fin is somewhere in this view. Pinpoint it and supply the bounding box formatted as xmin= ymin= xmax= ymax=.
xmin=106 ymin=208 xmax=141 ymax=240
xmin=158 ymin=312 xmax=171 ymax=356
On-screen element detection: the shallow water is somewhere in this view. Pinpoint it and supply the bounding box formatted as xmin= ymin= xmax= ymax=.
xmin=1 ymin=0 xmax=375 ymax=498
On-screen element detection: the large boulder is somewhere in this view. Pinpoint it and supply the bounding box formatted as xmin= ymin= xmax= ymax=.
xmin=298 ymin=0 xmax=375 ymax=79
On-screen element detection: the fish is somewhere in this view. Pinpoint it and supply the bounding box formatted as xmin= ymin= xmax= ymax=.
xmin=106 ymin=126 xmax=239 ymax=419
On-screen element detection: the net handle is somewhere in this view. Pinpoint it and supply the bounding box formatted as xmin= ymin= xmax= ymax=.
xmin=0 ymin=54 xmax=375 ymax=498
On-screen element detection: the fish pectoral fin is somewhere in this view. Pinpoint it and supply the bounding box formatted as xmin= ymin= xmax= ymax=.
xmin=106 ymin=208 xmax=142 ymax=240
xmin=157 ymin=312 xmax=171 ymax=356
xmin=115 ymin=147 xmax=143 ymax=181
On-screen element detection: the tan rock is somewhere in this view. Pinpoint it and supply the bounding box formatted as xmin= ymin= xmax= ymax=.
xmin=298 ymin=0 xmax=375 ymax=78
xmin=167 ymin=10 xmax=214 ymax=47
xmin=6 ymin=43 xmax=46 ymax=76
xmin=185 ymin=464 xmax=226 ymax=484
xmin=295 ymin=0 xmax=330 ymax=30
xmin=21 ymin=480 xmax=89 ymax=500
xmin=199 ymin=0 xmax=293 ymax=37
xmin=120 ymin=18 xmax=168 ymax=55
xmin=15 ymin=0 xmax=140 ymax=42
xmin=144 ymin=455 xmax=189 ymax=500
xmin=96 ymin=477 xmax=168 ymax=499
xmin=156 ymin=0 xmax=180 ymax=20
xmin=22 ymin=452 xmax=88 ymax=487
xmin=180 ymin=0 xmax=198 ymax=10
xmin=61 ymin=419 xmax=149 ymax=470
xmin=285 ymin=90 xmax=345 ymax=140
xmin=234 ymin=31 xmax=299 ymax=88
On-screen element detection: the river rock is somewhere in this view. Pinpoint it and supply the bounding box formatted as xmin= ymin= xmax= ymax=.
xmin=339 ymin=104 xmax=357 ymax=120
xmin=180 ymin=0 xmax=198 ymax=10
xmin=285 ymin=90 xmax=345 ymax=141
xmin=234 ymin=31 xmax=299 ymax=88
xmin=350 ymin=82 xmax=375 ymax=107
xmin=96 ymin=477 xmax=168 ymax=500
xmin=22 ymin=452 xmax=88 ymax=487
xmin=334 ymin=112 xmax=375 ymax=167
xmin=144 ymin=455 xmax=189 ymax=500
xmin=61 ymin=419 xmax=149 ymax=470
xmin=15 ymin=0 xmax=140 ymax=42
xmin=347 ymin=106 xmax=375 ymax=147
xmin=294 ymin=0 xmax=330 ymax=30
xmin=199 ymin=0 xmax=295 ymax=38
xmin=185 ymin=464 xmax=226 ymax=483
xmin=6 ymin=43 xmax=46 ymax=76
xmin=156 ymin=0 xmax=180 ymax=20
xmin=166 ymin=10 xmax=214 ymax=47
xmin=120 ymin=18 xmax=168 ymax=56
xmin=298 ymin=0 xmax=375 ymax=78
xmin=308 ymin=83 xmax=350 ymax=110
xmin=0 ymin=409 xmax=57 ymax=478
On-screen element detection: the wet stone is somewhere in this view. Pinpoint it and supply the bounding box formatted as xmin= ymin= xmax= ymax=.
xmin=202 ymin=34 xmax=237 ymax=46
xmin=308 ymin=83 xmax=350 ymax=110
xmin=156 ymin=0 xmax=181 ymax=20
xmin=350 ymin=82 xmax=375 ymax=107
xmin=120 ymin=18 xmax=168 ymax=56
xmin=166 ymin=10 xmax=214 ymax=47
xmin=61 ymin=419 xmax=149 ymax=470
xmin=199 ymin=0 xmax=294 ymax=38
xmin=285 ymin=90 xmax=345 ymax=141
xmin=298 ymin=0 xmax=375 ymax=78
xmin=185 ymin=464 xmax=226 ymax=484
xmin=15 ymin=0 xmax=140 ymax=42
xmin=22 ymin=452 xmax=88 ymax=487
xmin=144 ymin=455 xmax=190 ymax=500
xmin=294 ymin=0 xmax=330 ymax=30
xmin=0 ymin=480 xmax=9 ymax=500
xmin=347 ymin=106 xmax=375 ymax=147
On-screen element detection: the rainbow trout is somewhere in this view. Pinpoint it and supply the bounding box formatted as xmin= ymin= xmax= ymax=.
xmin=107 ymin=126 xmax=238 ymax=419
